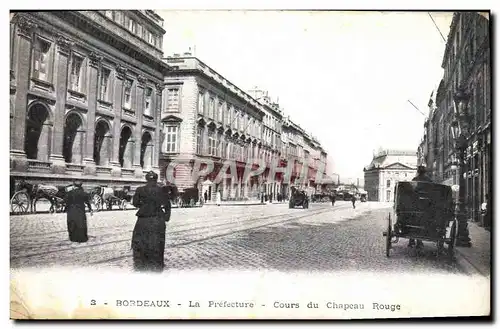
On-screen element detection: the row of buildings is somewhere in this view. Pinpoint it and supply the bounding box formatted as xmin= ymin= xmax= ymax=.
xmin=417 ymin=12 xmax=490 ymax=225
xmin=9 ymin=10 xmax=330 ymax=202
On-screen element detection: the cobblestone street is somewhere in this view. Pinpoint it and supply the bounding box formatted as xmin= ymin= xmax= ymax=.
xmin=10 ymin=202 xmax=465 ymax=275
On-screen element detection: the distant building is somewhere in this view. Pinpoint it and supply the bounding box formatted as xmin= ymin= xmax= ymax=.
xmin=363 ymin=149 xmax=418 ymax=202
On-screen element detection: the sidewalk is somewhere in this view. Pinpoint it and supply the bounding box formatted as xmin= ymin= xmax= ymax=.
xmin=456 ymin=221 xmax=491 ymax=277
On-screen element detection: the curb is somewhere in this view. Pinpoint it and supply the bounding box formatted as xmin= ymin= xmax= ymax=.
xmin=454 ymin=248 xmax=488 ymax=277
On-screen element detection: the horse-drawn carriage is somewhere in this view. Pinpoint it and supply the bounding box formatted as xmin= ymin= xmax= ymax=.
xmin=289 ymin=186 xmax=310 ymax=209
xmin=90 ymin=186 xmax=133 ymax=211
xmin=383 ymin=181 xmax=457 ymax=259
xmin=10 ymin=180 xmax=74 ymax=214
xmin=310 ymin=193 xmax=332 ymax=203
xmin=166 ymin=184 xmax=200 ymax=208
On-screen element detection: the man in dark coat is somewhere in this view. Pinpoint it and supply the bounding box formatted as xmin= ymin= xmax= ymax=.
xmin=408 ymin=165 xmax=432 ymax=248
xmin=331 ymin=193 xmax=336 ymax=206
xmin=64 ymin=180 xmax=93 ymax=243
xmin=132 ymin=171 xmax=171 ymax=272
xmin=351 ymin=194 xmax=356 ymax=209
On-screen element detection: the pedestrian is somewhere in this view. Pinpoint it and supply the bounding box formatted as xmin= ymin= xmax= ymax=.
xmin=216 ymin=190 xmax=222 ymax=206
xmin=131 ymin=171 xmax=171 ymax=272
xmin=408 ymin=165 xmax=432 ymax=249
xmin=204 ymin=190 xmax=208 ymax=203
xmin=351 ymin=193 xmax=356 ymax=209
xmin=269 ymin=193 xmax=273 ymax=204
xmin=64 ymin=179 xmax=93 ymax=243
xmin=331 ymin=193 xmax=336 ymax=206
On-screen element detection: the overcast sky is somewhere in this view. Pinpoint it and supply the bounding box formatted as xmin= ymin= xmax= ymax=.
xmin=159 ymin=10 xmax=453 ymax=183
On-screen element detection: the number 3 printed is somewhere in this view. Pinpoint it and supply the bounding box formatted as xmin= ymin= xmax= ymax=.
xmin=90 ymin=299 xmax=96 ymax=306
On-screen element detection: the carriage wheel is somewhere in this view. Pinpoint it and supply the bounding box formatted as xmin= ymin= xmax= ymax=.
xmin=120 ymin=200 xmax=127 ymax=210
xmin=92 ymin=194 xmax=102 ymax=212
xmin=447 ymin=220 xmax=457 ymax=260
xmin=11 ymin=191 xmax=30 ymax=214
xmin=385 ymin=213 xmax=392 ymax=257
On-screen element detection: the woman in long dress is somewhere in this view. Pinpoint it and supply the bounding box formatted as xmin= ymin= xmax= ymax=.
xmin=65 ymin=181 xmax=93 ymax=243
xmin=132 ymin=172 xmax=171 ymax=272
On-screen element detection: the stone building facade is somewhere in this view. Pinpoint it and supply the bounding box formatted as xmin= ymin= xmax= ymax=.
xmin=418 ymin=12 xmax=490 ymax=223
xmin=161 ymin=55 xmax=329 ymax=201
xmin=10 ymin=11 xmax=169 ymax=189
xmin=363 ymin=150 xmax=417 ymax=202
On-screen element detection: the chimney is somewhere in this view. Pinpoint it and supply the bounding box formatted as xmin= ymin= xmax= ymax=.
xmin=173 ymin=53 xmax=180 ymax=57
xmin=183 ymin=51 xmax=192 ymax=56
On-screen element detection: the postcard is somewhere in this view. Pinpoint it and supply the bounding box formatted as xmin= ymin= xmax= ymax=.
xmin=9 ymin=9 xmax=491 ymax=320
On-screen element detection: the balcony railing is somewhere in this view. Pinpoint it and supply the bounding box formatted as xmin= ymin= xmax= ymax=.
xmin=96 ymin=166 xmax=112 ymax=175
xmin=66 ymin=163 xmax=84 ymax=172
xmin=27 ymin=160 xmax=52 ymax=173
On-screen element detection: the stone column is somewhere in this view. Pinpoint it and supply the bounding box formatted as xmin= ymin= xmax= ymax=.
xmin=100 ymin=134 xmax=112 ymax=167
xmin=71 ymin=129 xmax=84 ymax=164
xmin=110 ymin=64 xmax=126 ymax=177
xmin=10 ymin=16 xmax=37 ymax=172
xmin=49 ymin=34 xmax=73 ymax=174
xmin=143 ymin=143 xmax=153 ymax=170
xmin=123 ymin=139 xmax=134 ymax=168
xmin=83 ymin=52 xmax=103 ymax=175
xmin=133 ymin=75 xmax=146 ymax=178
xmin=38 ymin=122 xmax=53 ymax=162
xmin=153 ymin=83 xmax=164 ymax=174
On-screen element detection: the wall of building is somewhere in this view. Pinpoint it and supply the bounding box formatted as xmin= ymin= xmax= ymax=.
xmin=419 ymin=12 xmax=490 ymax=223
xmin=10 ymin=11 xmax=167 ymax=190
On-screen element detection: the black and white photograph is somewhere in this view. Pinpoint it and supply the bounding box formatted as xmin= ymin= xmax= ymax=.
xmin=8 ymin=7 xmax=491 ymax=320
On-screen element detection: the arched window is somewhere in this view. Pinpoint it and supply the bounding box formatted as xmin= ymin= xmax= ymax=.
xmin=119 ymin=126 xmax=133 ymax=168
xmin=63 ymin=113 xmax=83 ymax=163
xmin=25 ymin=103 xmax=51 ymax=161
xmin=93 ymin=120 xmax=111 ymax=166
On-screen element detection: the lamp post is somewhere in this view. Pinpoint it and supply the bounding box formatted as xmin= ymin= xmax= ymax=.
xmin=451 ymin=87 xmax=472 ymax=247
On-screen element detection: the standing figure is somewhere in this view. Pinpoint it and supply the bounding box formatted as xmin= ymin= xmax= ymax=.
xmin=351 ymin=194 xmax=356 ymax=209
xmin=331 ymin=193 xmax=336 ymax=206
xmin=408 ymin=165 xmax=432 ymax=248
xmin=216 ymin=190 xmax=222 ymax=206
xmin=64 ymin=180 xmax=92 ymax=243
xmin=132 ymin=171 xmax=171 ymax=272
xmin=204 ymin=190 xmax=208 ymax=203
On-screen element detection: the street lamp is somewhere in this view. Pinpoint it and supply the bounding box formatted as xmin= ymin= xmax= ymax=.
xmin=451 ymin=86 xmax=472 ymax=247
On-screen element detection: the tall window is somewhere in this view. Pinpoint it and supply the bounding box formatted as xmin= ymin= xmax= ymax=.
xmin=144 ymin=87 xmax=153 ymax=116
xmin=224 ymin=104 xmax=230 ymax=125
xmin=128 ymin=18 xmax=137 ymax=34
xmin=167 ymin=88 xmax=180 ymax=112
xmin=163 ymin=125 xmax=178 ymax=153
xmin=33 ymin=37 xmax=51 ymax=81
xmin=217 ymin=102 xmax=223 ymax=122
xmin=196 ymin=126 xmax=204 ymax=154
xmin=386 ymin=179 xmax=391 ymax=188
xmin=98 ymin=67 xmax=111 ymax=102
xmin=69 ymin=54 xmax=84 ymax=92
xmin=198 ymin=92 xmax=205 ymax=114
xmin=209 ymin=97 xmax=215 ymax=118
xmin=386 ymin=190 xmax=391 ymax=202
xmin=123 ymin=79 xmax=132 ymax=109
xmin=216 ymin=133 xmax=223 ymax=157
xmin=208 ymin=130 xmax=216 ymax=156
